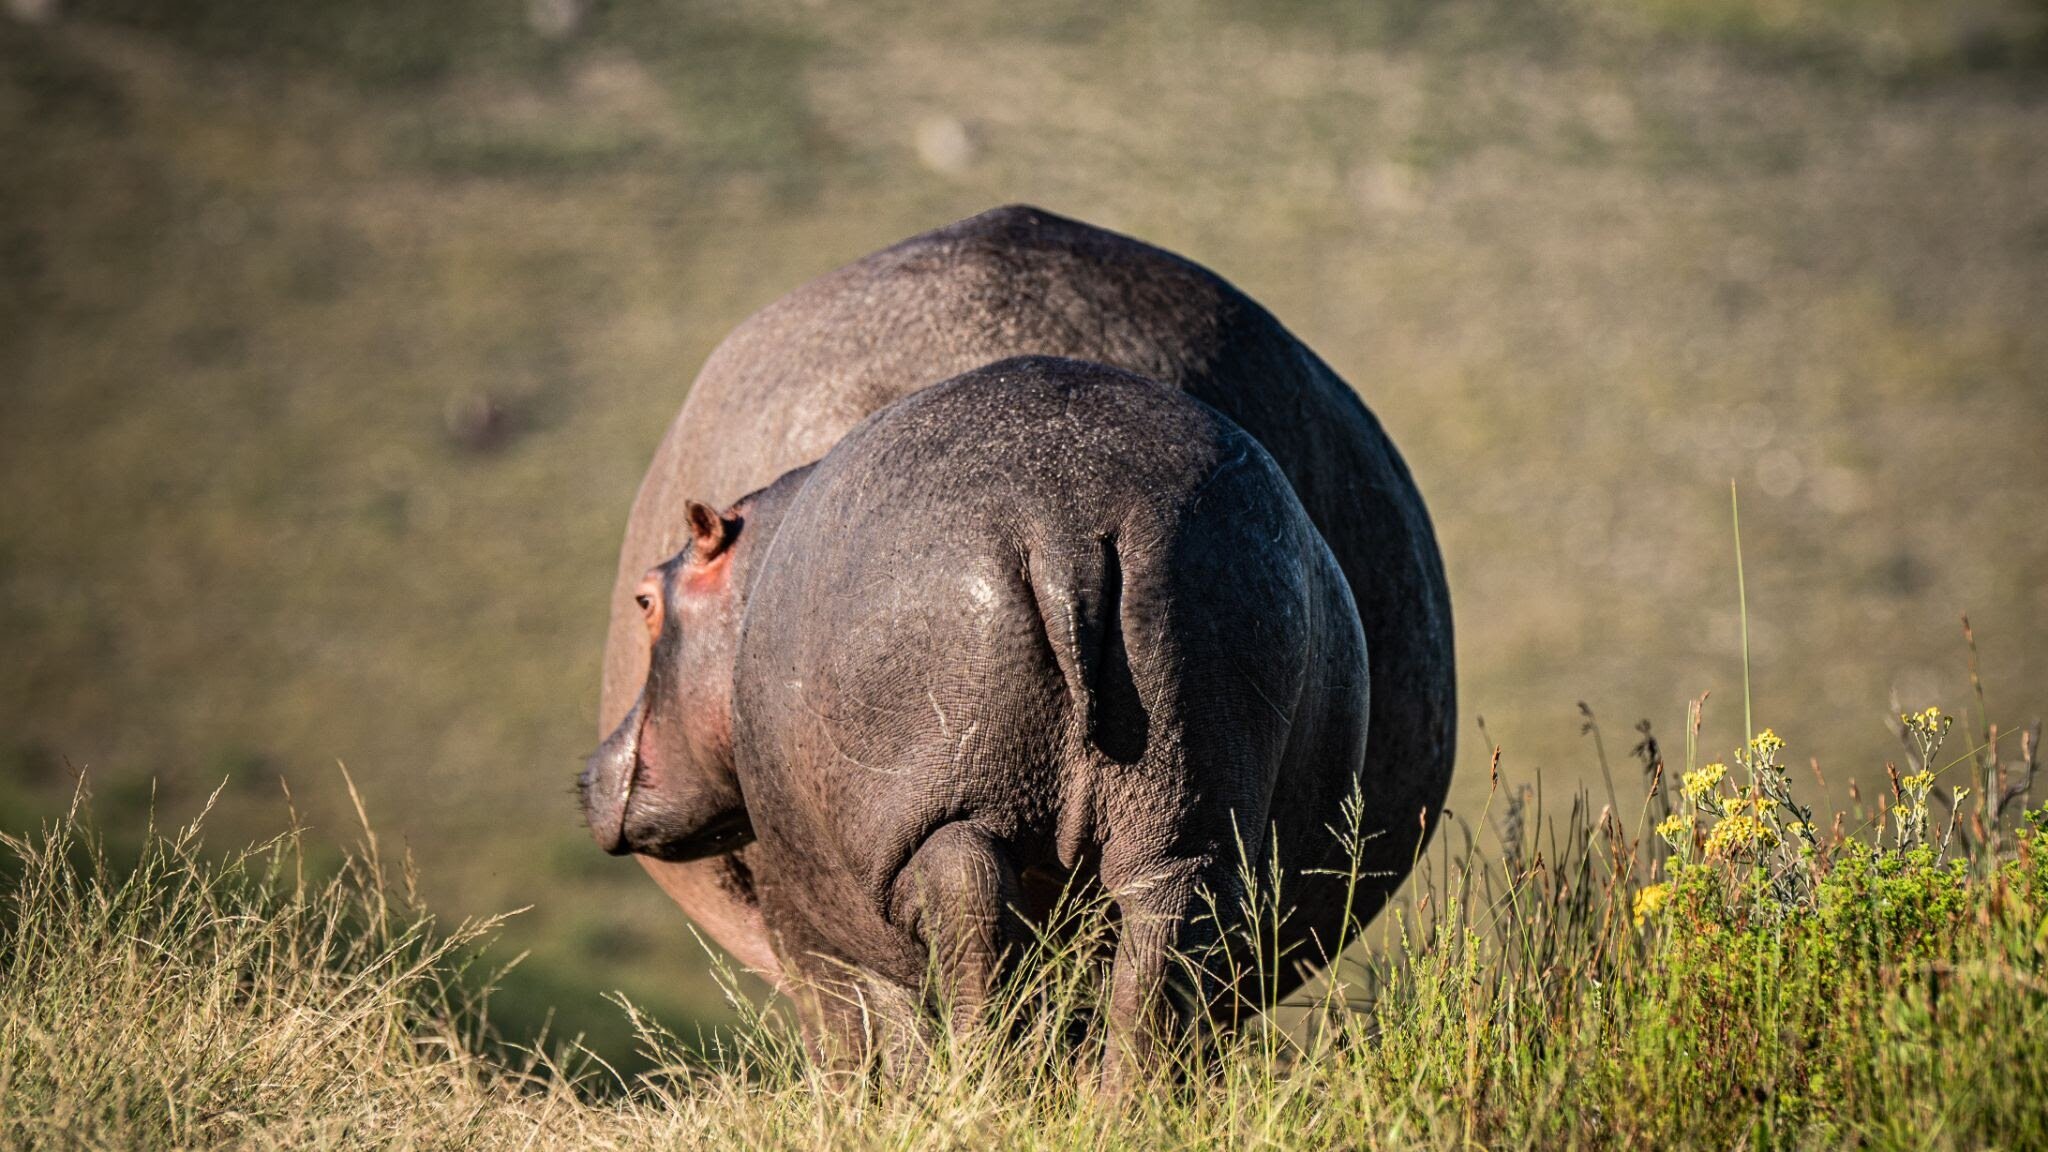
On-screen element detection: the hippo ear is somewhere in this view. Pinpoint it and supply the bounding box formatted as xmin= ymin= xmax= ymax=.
xmin=684 ymin=500 xmax=740 ymax=561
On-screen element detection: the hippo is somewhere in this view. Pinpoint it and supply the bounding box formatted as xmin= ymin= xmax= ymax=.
xmin=595 ymin=204 xmax=1454 ymax=1018
xmin=585 ymin=358 xmax=1370 ymax=1079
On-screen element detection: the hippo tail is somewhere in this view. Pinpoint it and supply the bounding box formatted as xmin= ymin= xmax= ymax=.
xmin=1026 ymin=534 xmax=1147 ymax=763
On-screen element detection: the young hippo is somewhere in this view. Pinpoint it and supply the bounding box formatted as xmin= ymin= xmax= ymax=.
xmin=583 ymin=356 xmax=1368 ymax=1083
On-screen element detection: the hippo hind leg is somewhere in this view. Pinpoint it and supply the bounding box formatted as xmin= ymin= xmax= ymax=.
xmin=891 ymin=822 xmax=1028 ymax=1034
xmin=1097 ymin=852 xmax=1244 ymax=1095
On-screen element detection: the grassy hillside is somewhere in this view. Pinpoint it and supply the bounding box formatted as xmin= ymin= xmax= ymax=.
xmin=6 ymin=702 xmax=2047 ymax=1149
xmin=5 ymin=0 xmax=2047 ymax=1065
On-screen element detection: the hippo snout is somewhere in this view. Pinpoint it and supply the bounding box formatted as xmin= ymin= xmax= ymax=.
xmin=581 ymin=705 xmax=640 ymax=855
xmin=583 ymin=700 xmax=755 ymax=861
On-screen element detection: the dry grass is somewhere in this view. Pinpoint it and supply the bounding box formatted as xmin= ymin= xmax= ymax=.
xmin=7 ymin=684 xmax=2048 ymax=1149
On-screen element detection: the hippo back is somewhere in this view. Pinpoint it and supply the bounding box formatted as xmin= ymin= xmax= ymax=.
xmin=602 ymin=205 xmax=1455 ymax=956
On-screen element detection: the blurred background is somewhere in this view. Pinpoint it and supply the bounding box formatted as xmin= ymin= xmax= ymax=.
xmin=4 ymin=0 xmax=2046 ymax=1068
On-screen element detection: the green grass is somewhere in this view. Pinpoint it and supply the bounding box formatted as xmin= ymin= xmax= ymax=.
xmin=6 ymin=691 xmax=2045 ymax=1149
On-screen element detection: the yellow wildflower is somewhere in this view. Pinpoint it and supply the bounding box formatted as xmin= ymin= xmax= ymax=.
xmin=1705 ymin=815 xmax=1777 ymax=858
xmin=1656 ymin=813 xmax=1692 ymax=847
xmin=1682 ymin=763 xmax=1727 ymax=802
xmin=1728 ymin=794 xmax=1778 ymax=817
xmin=1633 ymin=883 xmax=1671 ymax=927
xmin=1902 ymin=707 xmax=1951 ymax=737
xmin=1749 ymin=729 xmax=1785 ymax=756
xmin=1901 ymin=770 xmax=1935 ymax=792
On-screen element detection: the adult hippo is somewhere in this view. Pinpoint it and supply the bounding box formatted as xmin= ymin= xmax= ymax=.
xmin=597 ymin=204 xmax=1454 ymax=999
xmin=587 ymin=359 xmax=1371 ymax=1079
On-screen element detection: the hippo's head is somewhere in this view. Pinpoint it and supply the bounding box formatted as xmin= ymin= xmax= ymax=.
xmin=581 ymin=499 xmax=755 ymax=862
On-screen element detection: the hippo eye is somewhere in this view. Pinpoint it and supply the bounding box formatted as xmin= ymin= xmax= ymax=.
xmin=633 ymin=575 xmax=662 ymax=632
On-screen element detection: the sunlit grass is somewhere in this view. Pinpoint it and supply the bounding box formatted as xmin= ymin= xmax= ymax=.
xmin=6 ymin=689 xmax=2046 ymax=1149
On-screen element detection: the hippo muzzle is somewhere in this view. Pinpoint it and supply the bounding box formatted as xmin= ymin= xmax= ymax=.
xmin=581 ymin=702 xmax=642 ymax=855
xmin=581 ymin=698 xmax=754 ymax=862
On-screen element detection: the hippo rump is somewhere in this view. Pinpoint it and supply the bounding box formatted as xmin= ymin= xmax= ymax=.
xmin=586 ymin=358 xmax=1371 ymax=1076
xmin=597 ymin=204 xmax=1455 ymax=995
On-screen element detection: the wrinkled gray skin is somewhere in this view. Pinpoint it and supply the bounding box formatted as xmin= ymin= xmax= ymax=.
xmin=593 ymin=204 xmax=1455 ymax=1027
xmin=588 ymin=359 xmax=1371 ymax=1080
